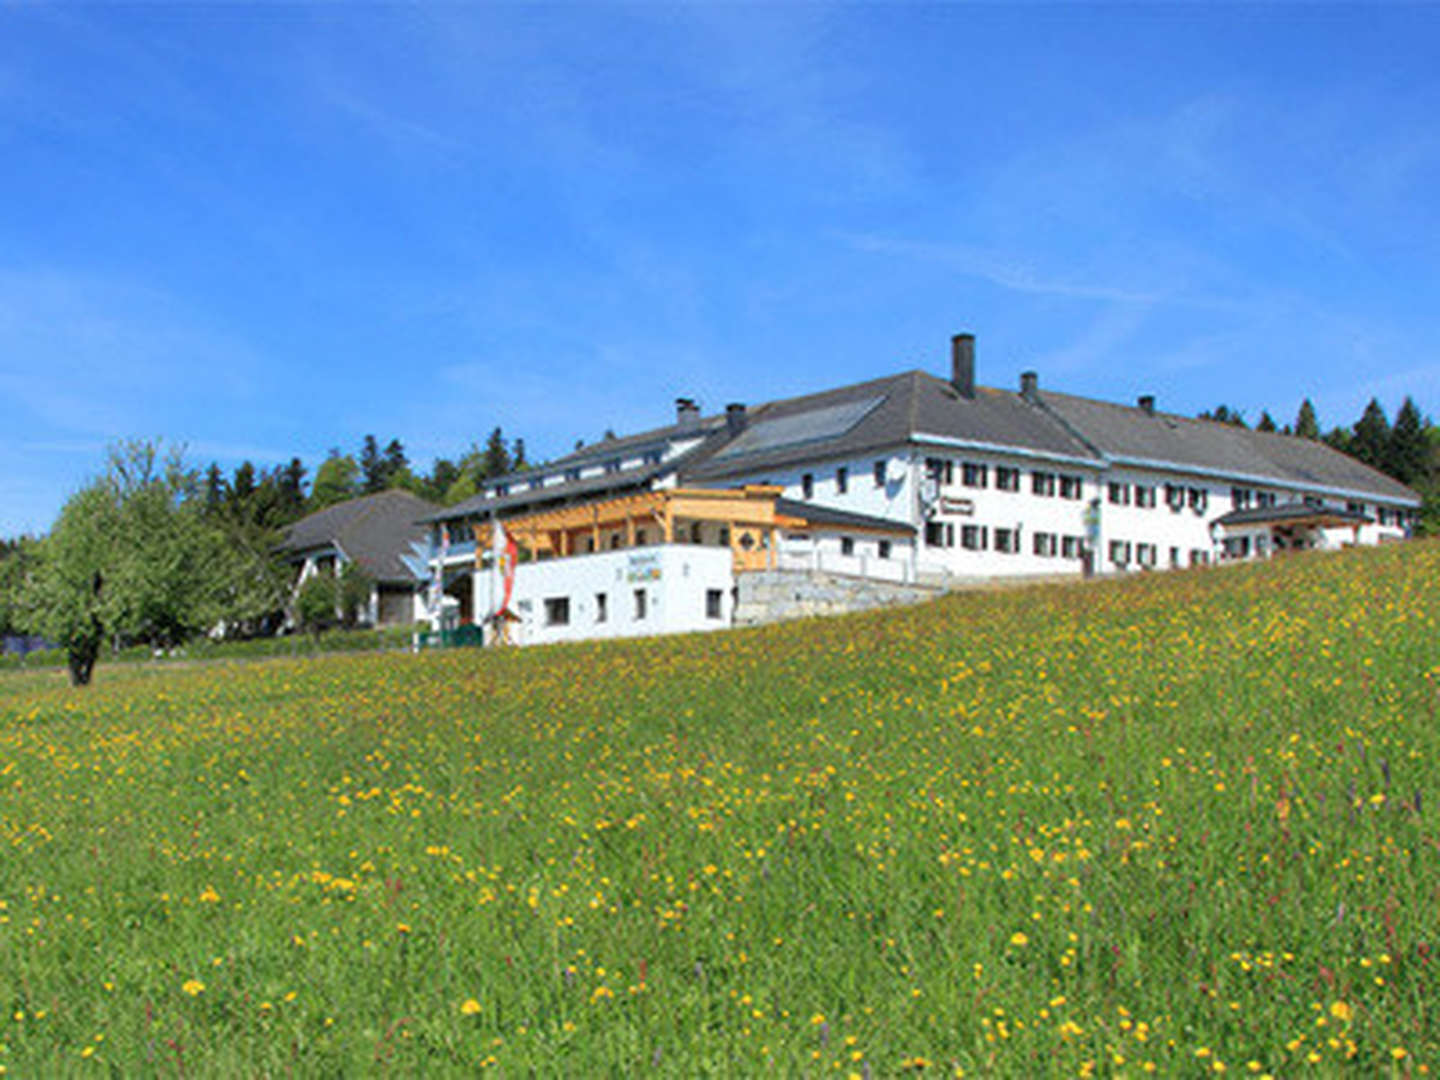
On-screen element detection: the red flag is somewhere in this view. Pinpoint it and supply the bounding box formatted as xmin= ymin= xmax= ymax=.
xmin=501 ymin=530 xmax=518 ymax=615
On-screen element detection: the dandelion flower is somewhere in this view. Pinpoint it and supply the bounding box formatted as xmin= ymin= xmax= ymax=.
xmin=182 ymin=979 xmax=205 ymax=996
xmin=461 ymin=998 xmax=482 ymax=1016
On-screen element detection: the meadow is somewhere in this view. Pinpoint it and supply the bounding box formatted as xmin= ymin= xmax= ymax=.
xmin=1 ymin=543 xmax=1436 ymax=1076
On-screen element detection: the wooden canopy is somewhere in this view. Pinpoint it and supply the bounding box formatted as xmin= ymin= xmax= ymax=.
xmin=473 ymin=486 xmax=801 ymax=572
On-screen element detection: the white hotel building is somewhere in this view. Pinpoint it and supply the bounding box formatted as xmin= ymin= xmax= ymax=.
xmin=423 ymin=334 xmax=1419 ymax=646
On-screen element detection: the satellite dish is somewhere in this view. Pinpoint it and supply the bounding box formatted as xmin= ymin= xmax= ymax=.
xmin=920 ymin=476 xmax=940 ymax=517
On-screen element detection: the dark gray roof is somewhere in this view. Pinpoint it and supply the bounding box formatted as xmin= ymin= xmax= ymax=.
xmin=686 ymin=371 xmax=1098 ymax=482
xmin=425 ymin=463 xmax=669 ymax=524
xmin=1214 ymin=503 xmax=1373 ymax=528
xmin=279 ymin=490 xmax=438 ymax=584
xmin=1037 ymin=391 xmax=1420 ymax=504
xmin=429 ymin=365 xmax=1418 ymax=526
xmin=774 ymin=498 xmax=915 ymax=534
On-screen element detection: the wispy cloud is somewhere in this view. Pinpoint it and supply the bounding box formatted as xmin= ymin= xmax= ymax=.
xmin=0 ymin=268 xmax=263 ymax=438
xmin=839 ymin=232 xmax=1170 ymax=306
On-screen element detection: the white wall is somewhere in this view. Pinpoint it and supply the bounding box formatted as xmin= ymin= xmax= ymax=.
xmin=1093 ymin=467 xmax=1224 ymax=573
xmin=727 ymin=449 xmax=916 ymax=524
xmin=909 ymin=450 xmax=1099 ymax=579
xmin=776 ymin=532 xmax=916 ymax=582
xmin=475 ymin=544 xmax=736 ymax=647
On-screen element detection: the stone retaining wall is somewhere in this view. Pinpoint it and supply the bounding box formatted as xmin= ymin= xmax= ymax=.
xmin=734 ymin=569 xmax=942 ymax=627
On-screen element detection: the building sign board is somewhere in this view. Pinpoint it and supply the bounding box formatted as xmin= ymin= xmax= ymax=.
xmin=626 ymin=551 xmax=663 ymax=583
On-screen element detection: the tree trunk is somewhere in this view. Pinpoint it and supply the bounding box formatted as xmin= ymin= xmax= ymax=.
xmin=66 ymin=620 xmax=102 ymax=687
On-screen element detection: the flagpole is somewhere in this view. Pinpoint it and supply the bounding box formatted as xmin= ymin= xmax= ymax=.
xmin=489 ymin=508 xmax=499 ymax=638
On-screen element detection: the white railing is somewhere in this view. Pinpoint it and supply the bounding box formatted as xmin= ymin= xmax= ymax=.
xmin=775 ymin=549 xmax=914 ymax=583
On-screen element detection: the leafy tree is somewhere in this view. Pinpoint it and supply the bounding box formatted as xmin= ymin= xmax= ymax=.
xmin=1294 ymin=399 xmax=1320 ymax=440
xmin=0 ymin=536 xmax=39 ymax=638
xmin=1256 ymin=410 xmax=1277 ymax=433
xmin=338 ymin=562 xmax=374 ymax=627
xmin=444 ymin=470 xmax=480 ymax=506
xmin=23 ymin=483 xmax=112 ymax=684
xmin=22 ymin=441 xmax=244 ymax=683
xmin=1388 ymin=397 xmax=1428 ymax=485
xmin=1351 ymin=398 xmax=1391 ymax=470
xmin=311 ymin=452 xmax=360 ymax=510
xmin=295 ymin=572 xmax=337 ymax=638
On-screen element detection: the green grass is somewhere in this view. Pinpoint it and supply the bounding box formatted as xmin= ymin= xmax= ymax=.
xmin=1 ymin=544 xmax=1437 ymax=1075
xmin=0 ymin=624 xmax=418 ymax=676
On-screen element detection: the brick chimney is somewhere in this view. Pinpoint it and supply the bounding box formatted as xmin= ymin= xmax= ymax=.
xmin=1020 ymin=371 xmax=1039 ymax=402
xmin=951 ymin=333 xmax=975 ymax=399
xmin=1138 ymin=395 xmax=1156 ymax=416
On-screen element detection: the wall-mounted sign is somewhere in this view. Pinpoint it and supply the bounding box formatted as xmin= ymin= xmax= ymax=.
xmin=939 ymin=496 xmax=975 ymax=516
xmin=626 ymin=551 xmax=662 ymax=583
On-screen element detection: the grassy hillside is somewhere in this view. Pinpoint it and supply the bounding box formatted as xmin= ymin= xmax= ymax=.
xmin=1 ymin=545 xmax=1437 ymax=1075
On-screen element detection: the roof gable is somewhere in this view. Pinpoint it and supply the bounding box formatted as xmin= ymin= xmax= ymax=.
xmin=281 ymin=490 xmax=439 ymax=583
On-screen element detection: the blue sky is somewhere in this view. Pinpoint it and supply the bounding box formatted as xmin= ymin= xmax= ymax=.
xmin=3 ymin=3 xmax=1438 ymax=535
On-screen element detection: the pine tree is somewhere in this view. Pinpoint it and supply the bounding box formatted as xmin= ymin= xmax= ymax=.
xmin=1351 ymin=398 xmax=1391 ymax=470
xmin=231 ymin=462 xmax=257 ymax=518
xmin=1388 ymin=397 xmax=1428 ymax=485
xmin=1256 ymin=410 xmax=1277 ymax=433
xmin=203 ymin=463 xmax=227 ymax=514
xmin=1199 ymin=405 xmax=1247 ymax=428
xmin=512 ymin=438 xmax=528 ymax=471
xmin=482 ymin=427 xmax=511 ymax=480
xmin=276 ymin=458 xmax=308 ymax=521
xmin=383 ymin=439 xmax=408 ymax=487
xmin=360 ymin=435 xmax=385 ymax=494
xmin=1294 ymin=399 xmax=1320 ymax=440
